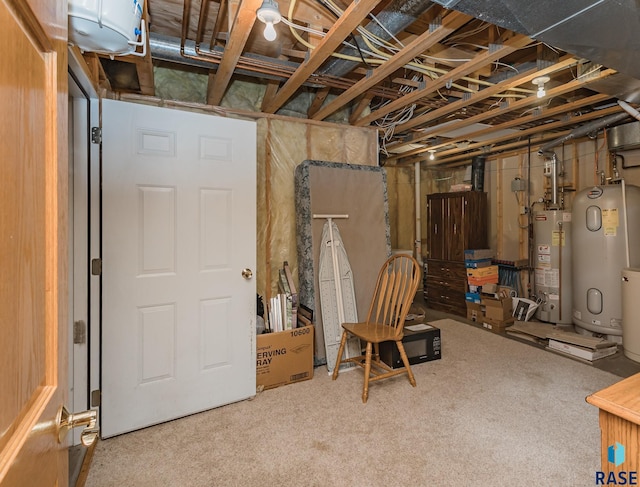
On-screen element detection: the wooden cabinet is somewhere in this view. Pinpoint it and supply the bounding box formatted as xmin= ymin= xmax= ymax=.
xmin=425 ymin=191 xmax=487 ymax=316
xmin=586 ymin=373 xmax=640 ymax=475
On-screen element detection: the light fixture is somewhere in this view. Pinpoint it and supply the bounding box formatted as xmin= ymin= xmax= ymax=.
xmin=428 ymin=149 xmax=436 ymax=161
xmin=532 ymin=75 xmax=550 ymax=98
xmin=257 ymin=0 xmax=281 ymax=42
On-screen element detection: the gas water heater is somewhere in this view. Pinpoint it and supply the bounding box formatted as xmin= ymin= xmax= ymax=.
xmin=572 ymin=183 xmax=640 ymax=339
xmin=533 ymin=154 xmax=573 ymax=325
xmin=533 ymin=209 xmax=572 ymax=324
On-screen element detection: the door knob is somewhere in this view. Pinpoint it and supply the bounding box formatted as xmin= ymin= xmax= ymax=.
xmin=242 ymin=268 xmax=253 ymax=280
xmin=56 ymin=406 xmax=99 ymax=447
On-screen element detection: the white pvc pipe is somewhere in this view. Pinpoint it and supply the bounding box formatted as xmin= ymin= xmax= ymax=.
xmin=622 ymin=179 xmax=631 ymax=267
xmin=414 ymin=162 xmax=423 ymax=266
xmin=618 ymin=100 xmax=640 ymax=122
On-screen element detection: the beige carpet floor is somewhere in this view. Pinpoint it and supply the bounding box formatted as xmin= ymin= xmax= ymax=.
xmin=85 ymin=318 xmax=620 ymax=487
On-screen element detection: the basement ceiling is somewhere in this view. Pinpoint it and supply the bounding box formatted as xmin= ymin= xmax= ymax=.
xmin=81 ymin=0 xmax=640 ymax=167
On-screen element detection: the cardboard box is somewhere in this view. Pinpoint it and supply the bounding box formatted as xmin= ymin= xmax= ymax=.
xmin=465 ymin=258 xmax=493 ymax=268
xmin=468 ymin=298 xmax=514 ymax=333
xmin=380 ymin=323 xmax=441 ymax=369
xmin=466 ymin=265 xmax=499 ymax=278
xmin=482 ymin=295 xmax=513 ymax=321
xmin=256 ymin=326 xmax=314 ymax=390
xmin=482 ymin=316 xmax=515 ymax=333
xmin=466 ymin=302 xmax=484 ymax=322
xmin=467 ymin=275 xmax=499 ymax=286
xmin=464 ymin=249 xmax=495 ymax=260
xmin=481 ymin=283 xmax=498 ymax=294
xmin=465 ymin=292 xmax=481 ymax=303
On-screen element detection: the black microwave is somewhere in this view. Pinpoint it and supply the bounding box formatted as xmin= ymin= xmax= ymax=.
xmin=379 ymin=323 xmax=441 ymax=369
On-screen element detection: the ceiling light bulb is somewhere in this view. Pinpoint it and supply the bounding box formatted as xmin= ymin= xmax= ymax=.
xmin=263 ymin=22 xmax=277 ymax=41
xmin=257 ymin=0 xmax=281 ymax=42
xmin=429 ymin=150 xmax=435 ymax=161
xmin=532 ymin=75 xmax=550 ymax=99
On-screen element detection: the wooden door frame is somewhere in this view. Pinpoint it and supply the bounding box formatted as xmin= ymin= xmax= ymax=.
xmin=68 ymin=49 xmax=101 ymax=440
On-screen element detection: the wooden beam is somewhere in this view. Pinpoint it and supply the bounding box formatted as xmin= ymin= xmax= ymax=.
xmin=261 ymin=80 xmax=281 ymax=112
xmin=262 ymin=0 xmax=385 ymax=113
xmin=311 ymin=11 xmax=472 ymax=121
xmin=394 ymin=92 xmax=612 ymax=161
xmin=392 ymin=69 xmax=617 ymax=162
xmin=423 ymin=131 xmax=571 ymax=167
xmin=387 ymin=56 xmax=578 ymax=150
xmin=401 ymin=104 xmax=623 ymax=166
xmin=307 ymin=86 xmax=331 ymax=117
xmin=349 ymin=92 xmax=375 ymax=124
xmin=207 ymin=0 xmax=263 ymax=106
xmin=354 ymin=32 xmax=533 ymax=127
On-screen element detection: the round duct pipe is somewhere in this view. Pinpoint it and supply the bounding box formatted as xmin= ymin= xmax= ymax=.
xmin=471 ymin=156 xmax=486 ymax=191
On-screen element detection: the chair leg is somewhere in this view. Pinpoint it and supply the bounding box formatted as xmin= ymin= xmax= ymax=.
xmin=396 ymin=340 xmax=416 ymax=387
xmin=332 ymin=330 xmax=349 ymax=380
xmin=362 ymin=341 xmax=373 ymax=403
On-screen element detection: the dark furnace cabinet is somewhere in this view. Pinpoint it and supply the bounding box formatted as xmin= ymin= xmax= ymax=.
xmin=425 ymin=191 xmax=488 ymax=316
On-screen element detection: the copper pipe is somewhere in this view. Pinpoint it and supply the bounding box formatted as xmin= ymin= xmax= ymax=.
xmin=195 ymin=0 xmax=210 ymax=49
xmin=180 ymin=0 xmax=192 ymax=56
xmin=210 ymin=0 xmax=227 ymax=50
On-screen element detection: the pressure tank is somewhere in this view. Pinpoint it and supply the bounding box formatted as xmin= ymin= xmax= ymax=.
xmin=572 ymin=183 xmax=640 ymax=339
xmin=69 ymin=0 xmax=145 ymax=55
xmin=533 ymin=210 xmax=572 ymax=324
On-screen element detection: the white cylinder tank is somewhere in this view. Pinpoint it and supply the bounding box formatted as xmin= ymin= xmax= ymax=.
xmin=572 ymin=183 xmax=640 ymax=338
xmin=622 ymin=268 xmax=640 ymax=363
xmin=533 ymin=210 xmax=573 ymax=324
xmin=69 ymin=0 xmax=144 ymax=55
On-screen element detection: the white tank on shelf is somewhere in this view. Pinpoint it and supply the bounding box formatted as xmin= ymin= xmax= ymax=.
xmin=69 ymin=0 xmax=145 ymax=56
xmin=572 ymin=183 xmax=640 ymax=341
xmin=533 ymin=209 xmax=572 ymax=325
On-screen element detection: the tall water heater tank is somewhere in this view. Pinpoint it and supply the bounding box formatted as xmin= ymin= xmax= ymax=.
xmin=69 ymin=0 xmax=144 ymax=55
xmin=572 ymin=184 xmax=640 ymax=338
xmin=533 ymin=210 xmax=572 ymax=324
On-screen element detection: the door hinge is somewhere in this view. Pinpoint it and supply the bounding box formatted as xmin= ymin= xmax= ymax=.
xmin=91 ymin=258 xmax=102 ymax=276
xmin=91 ymin=389 xmax=101 ymax=408
xmin=91 ymin=127 xmax=102 ymax=144
xmin=73 ymin=320 xmax=86 ymax=344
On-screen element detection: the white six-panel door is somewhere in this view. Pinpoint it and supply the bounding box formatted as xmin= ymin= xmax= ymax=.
xmin=101 ymin=99 xmax=256 ymax=437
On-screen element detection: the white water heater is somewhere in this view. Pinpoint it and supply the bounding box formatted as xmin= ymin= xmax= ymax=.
xmin=572 ymin=183 xmax=640 ymax=339
xmin=533 ymin=210 xmax=572 ymax=324
xmin=622 ymin=268 xmax=640 ymax=363
xmin=69 ymin=0 xmax=145 ymax=56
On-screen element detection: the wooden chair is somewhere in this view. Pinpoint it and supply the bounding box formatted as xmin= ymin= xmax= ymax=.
xmin=332 ymin=254 xmax=421 ymax=403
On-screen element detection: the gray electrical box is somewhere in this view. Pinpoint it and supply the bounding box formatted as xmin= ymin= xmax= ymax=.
xmin=511 ymin=178 xmax=527 ymax=192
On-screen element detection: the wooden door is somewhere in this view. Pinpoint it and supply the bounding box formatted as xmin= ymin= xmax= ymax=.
xmin=447 ymin=194 xmax=465 ymax=261
xmin=465 ymin=191 xmax=489 ymax=252
xmin=427 ymin=194 xmax=445 ymax=260
xmin=0 ymin=0 xmax=69 ymax=485
xmin=101 ymin=100 xmax=257 ymax=437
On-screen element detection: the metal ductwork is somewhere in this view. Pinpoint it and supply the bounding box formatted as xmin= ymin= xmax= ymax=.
xmin=538 ymin=111 xmax=630 ymax=156
xmin=431 ymin=0 xmax=640 ymax=103
xmin=319 ymin=0 xmax=436 ymax=77
xmin=150 ymin=33 xmax=304 ymax=84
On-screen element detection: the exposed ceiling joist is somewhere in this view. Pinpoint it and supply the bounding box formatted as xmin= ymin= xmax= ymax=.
xmin=84 ymin=0 xmax=640 ymax=168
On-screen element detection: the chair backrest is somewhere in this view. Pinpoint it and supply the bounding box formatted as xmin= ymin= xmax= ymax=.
xmin=365 ymin=254 xmax=421 ymax=336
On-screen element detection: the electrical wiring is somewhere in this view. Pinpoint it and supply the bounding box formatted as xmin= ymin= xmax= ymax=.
xmin=286 ymin=0 xmax=536 ymax=97
xmin=282 ymin=0 xmax=537 ymax=140
xmin=513 ymin=191 xmax=530 ymax=229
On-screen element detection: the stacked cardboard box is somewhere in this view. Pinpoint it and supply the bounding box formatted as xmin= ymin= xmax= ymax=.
xmin=464 ymin=249 xmax=497 ymax=304
xmin=466 ymin=288 xmax=514 ymax=333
